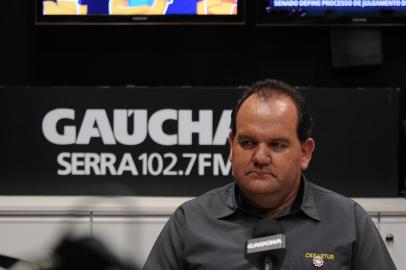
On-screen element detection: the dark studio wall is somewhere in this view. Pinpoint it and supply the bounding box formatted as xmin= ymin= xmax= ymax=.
xmin=2 ymin=1 xmax=406 ymax=89
xmin=0 ymin=0 xmax=405 ymax=194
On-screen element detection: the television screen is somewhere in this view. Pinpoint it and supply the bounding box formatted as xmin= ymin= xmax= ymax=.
xmin=36 ymin=0 xmax=244 ymax=24
xmin=258 ymin=0 xmax=406 ymax=25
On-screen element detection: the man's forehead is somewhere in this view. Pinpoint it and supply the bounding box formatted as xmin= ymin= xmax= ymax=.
xmin=237 ymin=93 xmax=298 ymax=120
xmin=256 ymin=97 xmax=289 ymax=115
xmin=233 ymin=93 xmax=299 ymax=138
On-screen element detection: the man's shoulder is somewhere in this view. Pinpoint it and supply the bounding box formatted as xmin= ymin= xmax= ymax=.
xmin=308 ymin=181 xmax=358 ymax=210
xmin=306 ymin=181 xmax=371 ymax=230
xmin=178 ymin=182 xmax=234 ymax=212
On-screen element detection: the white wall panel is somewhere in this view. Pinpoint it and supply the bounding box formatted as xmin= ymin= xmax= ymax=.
xmin=0 ymin=216 xmax=90 ymax=261
xmin=92 ymin=216 xmax=168 ymax=267
xmin=379 ymin=216 xmax=406 ymax=270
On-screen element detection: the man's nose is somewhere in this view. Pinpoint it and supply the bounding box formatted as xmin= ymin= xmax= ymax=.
xmin=252 ymin=144 xmax=271 ymax=166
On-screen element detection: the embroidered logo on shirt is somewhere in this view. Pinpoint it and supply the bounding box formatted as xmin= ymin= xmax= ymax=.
xmin=312 ymin=256 xmax=324 ymax=267
xmin=305 ymin=252 xmax=335 ymax=261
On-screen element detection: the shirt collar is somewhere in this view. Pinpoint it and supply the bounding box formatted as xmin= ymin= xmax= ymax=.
xmin=216 ymin=175 xmax=320 ymax=222
xmin=215 ymin=183 xmax=239 ymax=219
xmin=289 ymin=175 xmax=320 ymax=221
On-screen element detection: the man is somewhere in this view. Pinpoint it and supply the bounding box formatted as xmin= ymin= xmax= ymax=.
xmin=143 ymin=79 xmax=396 ymax=269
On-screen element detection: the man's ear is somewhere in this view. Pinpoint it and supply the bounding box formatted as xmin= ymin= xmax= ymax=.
xmin=228 ymin=130 xmax=234 ymax=161
xmin=300 ymin=138 xmax=315 ymax=171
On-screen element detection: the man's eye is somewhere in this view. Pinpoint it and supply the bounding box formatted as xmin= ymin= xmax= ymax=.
xmin=240 ymin=140 xmax=255 ymax=147
xmin=270 ymin=142 xmax=286 ymax=149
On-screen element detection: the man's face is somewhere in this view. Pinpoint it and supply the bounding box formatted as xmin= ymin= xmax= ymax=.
xmin=228 ymin=94 xmax=314 ymax=208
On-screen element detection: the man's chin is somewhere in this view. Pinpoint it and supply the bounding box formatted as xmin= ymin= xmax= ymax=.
xmin=240 ymin=182 xmax=280 ymax=196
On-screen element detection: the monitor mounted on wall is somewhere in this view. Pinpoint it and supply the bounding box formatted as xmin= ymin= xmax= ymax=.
xmin=257 ymin=0 xmax=406 ymax=25
xmin=35 ymin=0 xmax=245 ymax=25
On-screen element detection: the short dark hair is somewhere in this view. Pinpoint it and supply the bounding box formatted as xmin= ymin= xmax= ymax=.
xmin=230 ymin=79 xmax=313 ymax=142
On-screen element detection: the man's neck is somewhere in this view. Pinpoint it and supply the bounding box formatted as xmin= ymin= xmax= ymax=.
xmin=238 ymin=179 xmax=302 ymax=218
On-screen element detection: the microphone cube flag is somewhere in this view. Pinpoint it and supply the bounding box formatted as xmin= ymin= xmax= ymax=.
xmin=245 ymin=234 xmax=286 ymax=269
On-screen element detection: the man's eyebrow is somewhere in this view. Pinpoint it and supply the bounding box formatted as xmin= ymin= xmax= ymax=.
xmin=236 ymin=135 xmax=291 ymax=145
xmin=236 ymin=134 xmax=253 ymax=140
xmin=268 ymin=137 xmax=290 ymax=143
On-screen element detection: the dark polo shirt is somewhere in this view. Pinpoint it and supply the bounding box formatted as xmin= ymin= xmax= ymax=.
xmin=143 ymin=177 xmax=396 ymax=270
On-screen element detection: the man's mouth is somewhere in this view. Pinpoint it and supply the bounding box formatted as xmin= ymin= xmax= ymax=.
xmin=246 ymin=171 xmax=272 ymax=176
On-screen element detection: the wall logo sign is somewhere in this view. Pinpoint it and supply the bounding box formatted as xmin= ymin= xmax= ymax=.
xmin=42 ymin=108 xmax=232 ymax=177
xmin=0 ymin=86 xmax=399 ymax=196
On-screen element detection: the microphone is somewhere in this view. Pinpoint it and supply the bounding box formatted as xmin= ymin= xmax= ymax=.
xmin=245 ymin=219 xmax=286 ymax=270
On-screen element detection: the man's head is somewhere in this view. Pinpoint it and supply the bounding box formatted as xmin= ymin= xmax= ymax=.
xmin=230 ymin=79 xmax=313 ymax=142
xmin=228 ymin=79 xmax=315 ymax=211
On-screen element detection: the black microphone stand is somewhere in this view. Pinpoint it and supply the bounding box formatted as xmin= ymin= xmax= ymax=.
xmin=264 ymin=256 xmax=273 ymax=270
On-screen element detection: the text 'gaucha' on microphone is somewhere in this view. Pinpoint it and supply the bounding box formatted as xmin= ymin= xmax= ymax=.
xmin=245 ymin=219 xmax=286 ymax=270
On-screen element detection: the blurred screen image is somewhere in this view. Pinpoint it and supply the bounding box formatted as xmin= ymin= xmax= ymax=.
xmin=42 ymin=0 xmax=238 ymax=15
xmin=265 ymin=0 xmax=406 ymax=17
